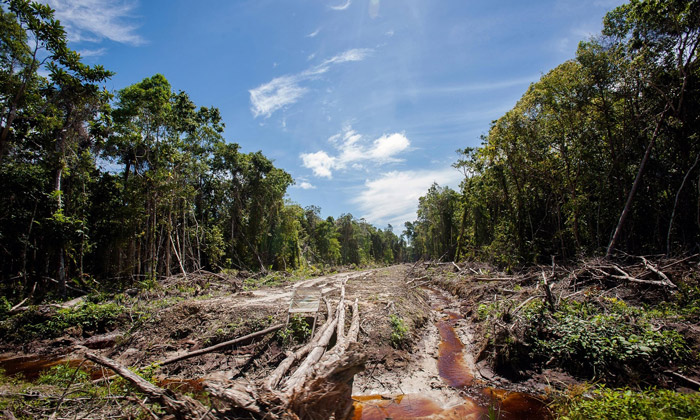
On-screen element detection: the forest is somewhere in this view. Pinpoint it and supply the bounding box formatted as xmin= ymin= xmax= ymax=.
xmin=1 ymin=0 xmax=699 ymax=299
xmin=0 ymin=0 xmax=699 ymax=419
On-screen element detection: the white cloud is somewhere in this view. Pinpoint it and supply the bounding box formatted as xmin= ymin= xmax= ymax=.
xmin=307 ymin=28 xmax=321 ymax=38
xmin=300 ymin=126 xmax=410 ymax=178
xmin=368 ymin=0 xmax=380 ymax=18
xmin=249 ymin=48 xmax=372 ymax=118
xmin=298 ymin=181 xmax=317 ymax=190
xmin=45 ymin=0 xmax=144 ymax=45
xmin=329 ymin=0 xmax=351 ymax=11
xmin=301 ymin=151 xmax=336 ymax=178
xmin=77 ymin=47 xmax=106 ymax=57
xmin=249 ymin=75 xmax=308 ymax=118
xmin=352 ymin=168 xmax=463 ymax=228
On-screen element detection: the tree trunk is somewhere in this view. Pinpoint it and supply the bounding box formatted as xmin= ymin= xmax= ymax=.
xmin=607 ymin=105 xmax=670 ymax=257
xmin=667 ymin=153 xmax=699 ymax=255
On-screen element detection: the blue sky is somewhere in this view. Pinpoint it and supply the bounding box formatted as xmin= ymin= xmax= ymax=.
xmin=47 ymin=0 xmax=626 ymax=231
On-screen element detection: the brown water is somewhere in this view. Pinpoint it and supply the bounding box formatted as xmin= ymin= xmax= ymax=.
xmin=351 ymin=288 xmax=551 ymax=419
xmin=0 ymin=354 xmax=207 ymax=399
xmin=0 ymin=354 xmax=74 ymax=380
xmin=351 ymin=394 xmax=484 ymax=420
xmin=437 ymin=311 xmax=473 ymax=388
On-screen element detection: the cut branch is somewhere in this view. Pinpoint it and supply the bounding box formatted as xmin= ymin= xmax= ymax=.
xmin=84 ymin=352 xmax=213 ymax=420
xmin=159 ymin=323 xmax=284 ymax=366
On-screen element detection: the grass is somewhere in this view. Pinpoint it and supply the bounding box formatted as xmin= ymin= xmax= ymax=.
xmin=555 ymin=386 xmax=700 ymax=420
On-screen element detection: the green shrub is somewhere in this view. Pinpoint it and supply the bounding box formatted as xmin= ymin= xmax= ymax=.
xmin=0 ymin=301 xmax=125 ymax=341
xmin=389 ymin=314 xmax=408 ymax=348
xmin=514 ymin=299 xmax=690 ymax=380
xmin=277 ymin=315 xmax=312 ymax=346
xmin=558 ymin=387 xmax=700 ymax=420
xmin=37 ymin=363 xmax=89 ymax=386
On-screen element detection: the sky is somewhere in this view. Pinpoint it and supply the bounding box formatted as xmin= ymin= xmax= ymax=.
xmin=46 ymin=0 xmax=626 ymax=231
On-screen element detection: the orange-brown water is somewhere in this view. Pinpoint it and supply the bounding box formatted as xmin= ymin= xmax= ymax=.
xmin=350 ymin=394 xmax=485 ymax=420
xmin=0 ymin=354 xmax=207 ymax=399
xmin=0 ymin=354 xmax=74 ymax=380
xmin=437 ymin=315 xmax=473 ymax=388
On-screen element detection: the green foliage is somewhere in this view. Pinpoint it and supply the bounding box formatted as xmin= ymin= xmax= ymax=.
xmin=389 ymin=314 xmax=408 ymax=348
xmin=0 ymin=296 xmax=10 ymax=320
xmin=37 ymin=363 xmax=89 ymax=387
xmin=557 ymin=386 xmax=700 ymax=420
xmin=518 ymin=298 xmax=691 ymax=379
xmin=404 ymin=0 xmax=700 ymax=263
xmin=277 ymin=315 xmax=312 ymax=346
xmin=0 ymin=301 xmax=125 ymax=341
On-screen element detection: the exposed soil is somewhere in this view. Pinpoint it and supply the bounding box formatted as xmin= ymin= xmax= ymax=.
xmin=0 ymin=264 xmax=553 ymax=419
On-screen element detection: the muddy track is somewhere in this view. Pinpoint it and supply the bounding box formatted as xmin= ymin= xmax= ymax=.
xmin=350 ymin=285 xmax=549 ymax=420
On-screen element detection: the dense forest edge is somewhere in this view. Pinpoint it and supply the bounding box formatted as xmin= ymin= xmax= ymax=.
xmin=1 ymin=0 xmax=700 ymax=419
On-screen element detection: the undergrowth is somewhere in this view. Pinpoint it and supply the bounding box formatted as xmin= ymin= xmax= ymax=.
xmin=556 ymin=386 xmax=700 ymax=420
xmin=485 ymin=295 xmax=692 ymax=382
xmin=0 ymin=301 xmax=127 ymax=342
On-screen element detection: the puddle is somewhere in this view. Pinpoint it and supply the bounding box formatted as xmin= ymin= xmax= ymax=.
xmin=351 ymin=287 xmax=551 ymax=419
xmin=437 ymin=320 xmax=472 ymax=388
xmin=0 ymin=354 xmax=74 ymax=380
xmin=350 ymin=394 xmax=484 ymax=420
xmin=0 ymin=354 xmax=207 ymax=400
xmin=484 ymin=389 xmax=551 ymax=420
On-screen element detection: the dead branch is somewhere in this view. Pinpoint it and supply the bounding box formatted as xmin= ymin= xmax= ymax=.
xmin=403 ymin=258 xmax=423 ymax=282
xmin=127 ymin=396 xmax=160 ymax=420
xmin=513 ymin=295 xmax=544 ymax=313
xmin=664 ymin=370 xmax=700 ymax=391
xmin=661 ymin=254 xmax=698 ymax=270
xmin=346 ymin=298 xmax=360 ymax=343
xmin=407 ymin=275 xmax=428 ymax=285
xmin=640 ymin=256 xmax=677 ymax=288
xmin=608 ymin=265 xmax=672 ymax=287
xmin=336 ymin=280 xmax=347 ymax=343
xmin=8 ymin=298 xmax=28 ymax=315
xmin=410 ymin=280 xmax=432 ymax=289
xmin=84 ymin=352 xmax=213 ymax=420
xmin=159 ymin=323 xmax=284 ymax=366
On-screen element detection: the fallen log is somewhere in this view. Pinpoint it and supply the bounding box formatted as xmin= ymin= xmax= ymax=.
xmin=283 ymin=287 xmax=343 ymax=395
xmin=287 ymin=344 xmax=367 ymax=420
xmin=84 ymin=352 xmax=213 ymax=420
xmin=265 ymin=306 xmax=337 ymax=389
xmin=159 ymin=323 xmax=284 ymax=366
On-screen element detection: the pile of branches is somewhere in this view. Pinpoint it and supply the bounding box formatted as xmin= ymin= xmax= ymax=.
xmin=84 ymin=281 xmax=365 ymax=420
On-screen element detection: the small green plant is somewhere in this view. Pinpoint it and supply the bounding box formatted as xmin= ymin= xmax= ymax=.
xmin=37 ymin=363 xmax=89 ymax=387
xmin=0 ymin=296 xmax=11 ymax=321
xmin=277 ymin=315 xmax=312 ymax=346
xmin=557 ymin=386 xmax=700 ymax=420
xmin=389 ymin=314 xmax=408 ymax=348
